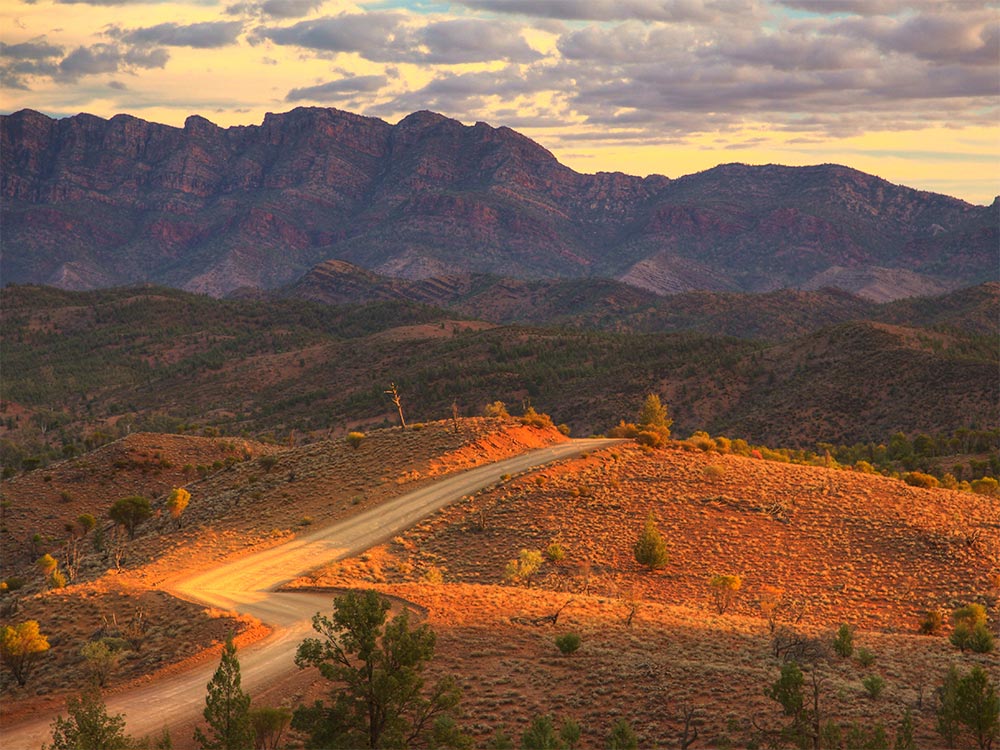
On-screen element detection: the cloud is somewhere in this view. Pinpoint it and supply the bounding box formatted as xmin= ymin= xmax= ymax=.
xmin=1 ymin=40 xmax=65 ymax=60
xmin=286 ymin=74 xmax=387 ymax=101
xmin=113 ymin=21 xmax=244 ymax=49
xmin=832 ymin=10 xmax=1000 ymax=65
xmin=254 ymin=12 xmax=404 ymax=54
xmin=775 ymin=0 xmax=993 ymax=15
xmin=56 ymin=43 xmax=169 ymax=81
xmin=225 ymin=0 xmax=323 ymax=19
xmin=254 ymin=12 xmax=540 ymax=64
xmin=54 ymin=0 xmax=177 ymax=4
xmin=457 ymin=0 xmax=760 ymax=23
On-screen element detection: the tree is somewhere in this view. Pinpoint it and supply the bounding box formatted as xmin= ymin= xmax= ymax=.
xmin=709 ymin=574 xmax=742 ymax=614
xmin=293 ymin=589 xmax=464 ymax=749
xmin=46 ymin=690 xmax=132 ymax=750
xmin=385 ymin=383 xmax=407 ymax=429
xmin=521 ymin=715 xmax=563 ymax=750
xmin=767 ymin=660 xmax=825 ymax=750
xmin=166 ymin=488 xmax=190 ymax=529
xmin=637 ymin=394 xmax=672 ymax=435
xmin=938 ymin=665 xmax=999 ymax=750
xmin=80 ymin=639 xmax=125 ymax=687
xmin=194 ymin=636 xmax=254 ymax=750
xmin=833 ymin=624 xmax=855 ymax=658
xmin=633 ymin=514 xmax=669 ymax=571
xmin=951 ymin=603 xmax=994 ymax=653
xmin=505 ymin=549 xmax=544 ymax=587
xmin=109 ymin=496 xmax=152 ymax=540
xmin=606 ymin=719 xmax=638 ymax=750
xmin=250 ymin=706 xmax=292 ymax=750
xmin=0 ymin=619 xmax=50 ymax=686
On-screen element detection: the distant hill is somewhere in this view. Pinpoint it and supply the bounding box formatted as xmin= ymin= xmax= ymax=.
xmin=286 ymin=260 xmax=999 ymax=340
xmin=1 ymin=285 xmax=995 ymax=455
xmin=2 ymin=107 xmax=995 ymax=299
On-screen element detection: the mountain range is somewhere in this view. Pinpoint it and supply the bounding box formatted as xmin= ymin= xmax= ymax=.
xmin=2 ymin=106 xmax=996 ymax=300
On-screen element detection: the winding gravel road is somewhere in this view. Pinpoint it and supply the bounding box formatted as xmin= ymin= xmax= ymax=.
xmin=4 ymin=438 xmax=619 ymax=749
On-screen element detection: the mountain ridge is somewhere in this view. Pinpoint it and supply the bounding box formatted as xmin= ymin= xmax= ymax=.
xmin=2 ymin=106 xmax=995 ymax=299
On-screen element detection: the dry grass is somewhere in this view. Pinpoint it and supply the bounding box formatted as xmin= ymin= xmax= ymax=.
xmin=290 ymin=442 xmax=1000 ymax=747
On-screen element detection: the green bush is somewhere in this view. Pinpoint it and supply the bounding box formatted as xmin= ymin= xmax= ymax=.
xmin=856 ymin=647 xmax=876 ymax=667
xmin=346 ymin=431 xmax=366 ymax=449
xmin=833 ymin=624 xmax=854 ymax=658
xmin=633 ymin=514 xmax=669 ymax=571
xmin=862 ymin=674 xmax=885 ymax=700
xmin=545 ymin=543 xmax=565 ymax=563
xmin=555 ymin=633 xmax=581 ymax=655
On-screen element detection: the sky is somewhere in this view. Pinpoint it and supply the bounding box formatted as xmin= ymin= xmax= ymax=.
xmin=2 ymin=0 xmax=998 ymax=204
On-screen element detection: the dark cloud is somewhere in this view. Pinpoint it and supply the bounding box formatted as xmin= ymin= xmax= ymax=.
xmin=254 ymin=12 xmax=540 ymax=64
xmin=113 ymin=21 xmax=244 ymax=49
xmin=225 ymin=0 xmax=322 ymax=19
xmin=253 ymin=13 xmax=404 ymax=54
xmin=419 ymin=19 xmax=541 ymax=64
xmin=775 ymin=0 xmax=992 ymax=15
xmin=457 ymin=0 xmax=760 ymax=23
xmin=0 ymin=40 xmax=64 ymax=60
xmin=834 ymin=10 xmax=1000 ymax=65
xmin=286 ymin=75 xmax=387 ymax=101
xmin=56 ymin=43 xmax=168 ymax=80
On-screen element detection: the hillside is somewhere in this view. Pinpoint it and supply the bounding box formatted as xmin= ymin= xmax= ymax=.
xmin=2 ymin=107 xmax=995 ymax=298
xmin=1 ymin=426 xmax=995 ymax=747
xmin=2 ymin=285 xmax=996 ymax=464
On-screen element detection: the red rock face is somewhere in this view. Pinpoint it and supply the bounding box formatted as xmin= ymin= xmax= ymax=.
xmin=1 ymin=107 xmax=996 ymax=297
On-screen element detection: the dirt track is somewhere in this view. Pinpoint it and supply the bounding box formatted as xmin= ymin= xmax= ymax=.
xmin=4 ymin=439 xmax=619 ymax=749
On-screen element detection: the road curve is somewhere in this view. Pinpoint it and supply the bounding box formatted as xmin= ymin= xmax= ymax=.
xmin=4 ymin=438 xmax=621 ymax=749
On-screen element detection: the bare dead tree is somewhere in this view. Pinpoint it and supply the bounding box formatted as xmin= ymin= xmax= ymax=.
xmin=451 ymin=400 xmax=460 ymax=434
xmin=385 ymin=382 xmax=407 ymax=429
xmin=510 ymin=599 xmax=576 ymax=627
xmin=106 ymin=526 xmax=128 ymax=570
xmin=63 ymin=536 xmax=83 ymax=582
xmin=679 ymin=702 xmax=701 ymax=749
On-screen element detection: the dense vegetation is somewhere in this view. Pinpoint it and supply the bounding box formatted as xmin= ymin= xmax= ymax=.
xmin=2 ymin=284 xmax=997 ymax=476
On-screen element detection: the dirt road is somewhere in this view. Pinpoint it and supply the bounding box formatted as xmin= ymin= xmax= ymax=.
xmin=5 ymin=438 xmax=618 ymax=749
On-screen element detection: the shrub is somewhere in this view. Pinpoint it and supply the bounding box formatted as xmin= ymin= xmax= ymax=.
xmin=555 ymin=633 xmax=581 ymax=655
xmin=108 ymin=495 xmax=152 ymax=539
xmin=951 ymin=604 xmax=992 ymax=652
xmin=971 ymin=477 xmax=1000 ymax=495
xmin=423 ymin=565 xmax=444 ymax=585
xmin=505 ymin=549 xmax=543 ymax=586
xmin=346 ymin=431 xmax=366 ymax=449
xmin=483 ymin=401 xmax=509 ymax=418
xmin=920 ymin=609 xmax=944 ymax=635
xmin=520 ymin=407 xmax=554 ymax=429
xmin=862 ymin=674 xmax=885 ymax=700
xmin=704 ymin=464 xmax=726 ymax=480
xmin=0 ymin=620 xmax=50 ymax=686
xmin=709 ymin=574 xmax=742 ymax=615
xmin=856 ymin=647 xmax=876 ymax=667
xmin=166 ymin=488 xmax=190 ymax=528
xmin=259 ymin=455 xmax=278 ymax=472
xmin=633 ymin=514 xmax=669 ymax=571
xmin=545 ymin=543 xmax=566 ymax=563
xmin=903 ymin=471 xmax=939 ymax=489
xmin=606 ymin=718 xmax=638 ymax=750
xmin=833 ymin=623 xmax=854 ymax=658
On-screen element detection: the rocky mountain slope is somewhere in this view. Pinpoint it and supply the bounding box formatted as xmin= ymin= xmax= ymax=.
xmin=2 ymin=107 xmax=995 ymax=298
